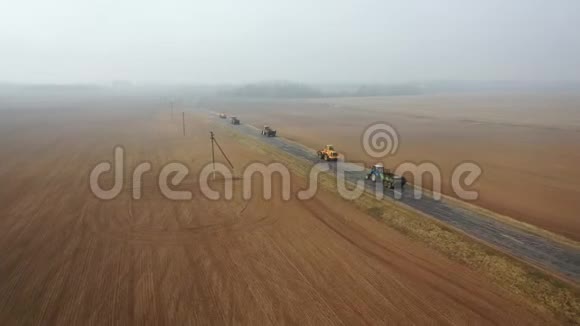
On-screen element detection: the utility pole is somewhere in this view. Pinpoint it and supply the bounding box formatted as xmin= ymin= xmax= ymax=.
xmin=210 ymin=132 xmax=216 ymax=179
xmin=209 ymin=131 xmax=234 ymax=179
xmin=182 ymin=112 xmax=186 ymax=136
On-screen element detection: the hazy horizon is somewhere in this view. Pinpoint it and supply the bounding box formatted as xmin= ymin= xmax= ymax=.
xmin=1 ymin=0 xmax=579 ymax=84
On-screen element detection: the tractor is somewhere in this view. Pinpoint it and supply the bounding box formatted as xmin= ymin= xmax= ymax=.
xmin=261 ymin=125 xmax=277 ymax=137
xmin=365 ymin=163 xmax=406 ymax=189
xmin=317 ymin=145 xmax=339 ymax=161
xmin=230 ymin=116 xmax=240 ymax=125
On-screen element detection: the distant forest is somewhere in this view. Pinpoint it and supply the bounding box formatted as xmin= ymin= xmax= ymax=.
xmin=224 ymin=80 xmax=580 ymax=98
xmin=225 ymin=81 xmax=422 ymax=98
xmin=228 ymin=81 xmax=322 ymax=98
xmin=2 ymin=80 xmax=579 ymax=99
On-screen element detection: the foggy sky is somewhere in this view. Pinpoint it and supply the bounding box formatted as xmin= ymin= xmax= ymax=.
xmin=1 ymin=0 xmax=579 ymax=84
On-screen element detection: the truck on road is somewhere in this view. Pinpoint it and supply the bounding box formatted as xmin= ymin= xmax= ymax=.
xmin=261 ymin=125 xmax=277 ymax=137
xmin=317 ymin=145 xmax=339 ymax=161
xmin=365 ymin=163 xmax=406 ymax=189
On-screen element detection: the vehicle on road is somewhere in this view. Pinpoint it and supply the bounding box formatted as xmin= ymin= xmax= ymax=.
xmin=261 ymin=125 xmax=277 ymax=137
xmin=365 ymin=163 xmax=406 ymax=189
xmin=317 ymin=144 xmax=339 ymax=161
xmin=230 ymin=116 xmax=240 ymax=125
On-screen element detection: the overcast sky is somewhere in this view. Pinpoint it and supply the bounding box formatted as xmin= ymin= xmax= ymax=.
xmin=1 ymin=0 xmax=579 ymax=83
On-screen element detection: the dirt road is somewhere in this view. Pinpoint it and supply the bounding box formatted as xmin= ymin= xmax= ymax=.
xmin=0 ymin=103 xmax=556 ymax=324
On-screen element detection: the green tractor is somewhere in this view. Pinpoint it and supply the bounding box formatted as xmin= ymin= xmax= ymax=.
xmin=365 ymin=163 xmax=406 ymax=189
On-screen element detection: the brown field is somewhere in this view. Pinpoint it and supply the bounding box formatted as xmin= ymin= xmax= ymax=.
xmin=207 ymin=91 xmax=580 ymax=241
xmin=0 ymin=97 xmax=561 ymax=324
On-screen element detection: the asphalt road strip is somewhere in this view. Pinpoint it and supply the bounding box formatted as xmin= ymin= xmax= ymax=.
xmin=210 ymin=113 xmax=580 ymax=282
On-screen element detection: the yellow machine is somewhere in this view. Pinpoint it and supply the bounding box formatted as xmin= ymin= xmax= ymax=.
xmin=317 ymin=145 xmax=339 ymax=161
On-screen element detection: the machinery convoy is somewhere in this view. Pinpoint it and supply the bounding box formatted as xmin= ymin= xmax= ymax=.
xmin=217 ymin=112 xmax=405 ymax=190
